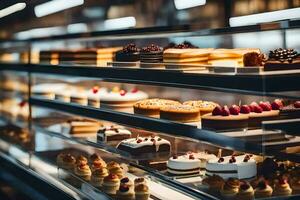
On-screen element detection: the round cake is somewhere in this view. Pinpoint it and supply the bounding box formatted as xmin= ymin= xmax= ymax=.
xmin=134 ymin=98 xmax=181 ymax=118
xmin=160 ymin=105 xmax=200 ymax=123
xmin=32 ymin=83 xmax=67 ymax=99
xmin=183 ymin=100 xmax=218 ymax=116
xmin=87 ymin=86 xmax=107 ymax=108
xmin=115 ymin=43 xmax=140 ymax=65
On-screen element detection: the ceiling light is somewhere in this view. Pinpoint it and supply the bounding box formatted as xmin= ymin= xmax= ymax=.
xmin=103 ymin=16 xmax=136 ymax=30
xmin=14 ymin=26 xmax=66 ymax=39
xmin=229 ymin=7 xmax=300 ymax=27
xmin=174 ymin=0 xmax=206 ymax=10
xmin=34 ymin=0 xmax=84 ymax=18
xmin=0 ymin=3 xmax=26 ymax=18
xmin=67 ymin=23 xmax=88 ymax=33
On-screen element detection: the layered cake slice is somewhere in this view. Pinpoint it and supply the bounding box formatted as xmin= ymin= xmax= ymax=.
xmin=117 ymin=136 xmax=170 ymax=155
xmin=62 ymin=118 xmax=102 ymax=135
xmin=97 ymin=125 xmax=131 ymax=142
xmin=206 ymin=155 xmax=257 ymax=179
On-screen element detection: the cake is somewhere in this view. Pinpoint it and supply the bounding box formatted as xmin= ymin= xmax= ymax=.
xmin=205 ymin=155 xmax=257 ymax=179
xmin=102 ymin=173 xmax=120 ymax=195
xmin=167 ymin=152 xmax=216 ymax=175
xmin=243 ymin=52 xmax=266 ymax=66
xmin=97 ymin=125 xmax=131 ymax=142
xmin=254 ymin=180 xmax=273 ymax=198
xmin=133 ymin=98 xmax=181 ymax=118
xmin=160 ymin=105 xmax=200 ymax=123
xmin=183 ymin=100 xmax=218 ymax=116
xmin=202 ymin=175 xmax=225 ymax=191
xmin=140 ymin=44 xmax=163 ymax=64
xmin=274 ymin=177 xmax=292 ymax=196
xmin=201 ymin=105 xmax=249 ymax=130
xmin=236 ymin=181 xmax=254 ymax=200
xmin=100 ymin=87 xmax=148 ymax=112
xmin=220 ymin=178 xmax=240 ymax=199
xmin=32 ymin=83 xmax=67 ymax=99
xmin=91 ymin=167 xmax=109 ymax=188
xmin=115 ymin=44 xmax=140 ymax=67
xmin=108 ymin=164 xmax=124 ymax=179
xmin=117 ymin=136 xmax=171 ymax=155
xmin=264 ymin=48 xmax=300 ymax=71
xmin=87 ymin=86 xmax=107 ymax=108
xmin=62 ymin=118 xmax=102 ymax=135
xmin=116 ymin=184 xmax=135 ymax=200
xmin=70 ymin=89 xmax=88 ymax=105
xmin=135 ymin=183 xmax=150 ymax=200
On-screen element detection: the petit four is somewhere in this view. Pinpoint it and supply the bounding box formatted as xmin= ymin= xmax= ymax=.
xmin=133 ymin=98 xmax=181 ymax=118
xmin=160 ymin=105 xmax=200 ymax=123
xmin=117 ymin=136 xmax=171 ymax=155
xmin=220 ymin=178 xmax=240 ymax=199
xmin=206 ymin=155 xmax=257 ymax=179
xmin=237 ymin=181 xmax=254 ymax=200
xmin=91 ymin=167 xmax=109 ymax=187
xmin=183 ymin=100 xmax=218 ymax=116
xmin=135 ymin=183 xmax=150 ymax=200
xmin=134 ymin=177 xmax=147 ymax=186
xmin=97 ymin=125 xmax=131 ymax=142
xmin=264 ymin=48 xmax=300 ymax=71
xmin=167 ymin=152 xmax=216 ymax=175
xmin=109 ymin=164 xmax=124 ymax=179
xmin=76 ymin=155 xmax=88 ymax=165
xmin=254 ymin=180 xmax=273 ymax=198
xmin=102 ymin=174 xmax=121 ymax=195
xmin=140 ymin=44 xmax=163 ymax=63
xmin=274 ymin=177 xmax=292 ymax=196
xmin=91 ymin=157 xmax=107 ymax=172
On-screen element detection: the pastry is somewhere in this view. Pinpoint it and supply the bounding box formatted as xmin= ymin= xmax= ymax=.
xmin=116 ymin=184 xmax=135 ymax=200
xmin=201 ymin=105 xmax=249 ymax=130
xmin=91 ymin=157 xmax=107 ymax=172
xmin=57 ymin=153 xmax=66 ymax=167
xmin=120 ymin=177 xmax=134 ymax=189
xmin=100 ymin=87 xmax=148 ymax=112
xmin=107 ymin=161 xmax=121 ymax=171
xmin=97 ymin=125 xmax=131 ymax=142
xmin=87 ymin=86 xmax=107 ymax=108
xmin=117 ymin=136 xmax=170 ymax=155
xmin=274 ymin=177 xmax=292 ymax=196
xmin=74 ymin=163 xmax=92 ymax=182
xmin=248 ymin=102 xmax=280 ymax=127
xmin=236 ymin=181 xmax=254 ymax=200
xmin=183 ymin=100 xmax=218 ymax=116
xmin=61 ymin=154 xmax=76 ymax=171
xmin=62 ymin=118 xmax=102 ymax=135
xmin=243 ymin=52 xmax=266 ymax=66
xmin=167 ymin=152 xmax=216 ymax=175
xmin=109 ymin=165 xmax=124 ymax=179
xmin=102 ymin=173 xmax=120 ymax=195
xmin=91 ymin=167 xmax=109 ymax=188
xmin=135 ymin=183 xmax=150 ymax=200
xmin=220 ymin=178 xmax=240 ymax=199
xmin=202 ymin=174 xmax=225 ymax=191
xmin=264 ymin=48 xmax=300 ymax=71
xmin=160 ymin=105 xmax=200 ymax=123
xmin=140 ymin=44 xmax=163 ymax=63
xmin=76 ymin=155 xmax=88 ymax=165
xmin=254 ymin=180 xmax=273 ymax=198
xmin=89 ymin=153 xmax=102 ymax=164
xmin=134 ymin=177 xmax=147 ymax=186
xmin=133 ymin=98 xmax=181 ymax=118
xmin=115 ymin=43 xmax=140 ymax=62
xmin=206 ymin=155 xmax=257 ymax=179
xmin=70 ymin=89 xmax=88 ymax=105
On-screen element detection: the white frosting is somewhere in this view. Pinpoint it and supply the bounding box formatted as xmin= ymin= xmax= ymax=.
xmin=32 ymin=83 xmax=67 ymax=93
xmin=100 ymin=89 xmax=148 ymax=102
xmin=98 ymin=126 xmax=131 ymax=136
xmin=117 ymin=136 xmax=170 ymax=152
xmin=206 ymin=155 xmax=257 ymax=179
xmin=87 ymin=88 xmax=107 ymax=100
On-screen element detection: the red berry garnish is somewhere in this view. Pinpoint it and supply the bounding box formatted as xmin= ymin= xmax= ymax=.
xmin=249 ymin=102 xmax=258 ymax=112
xmin=229 ymin=156 xmax=236 ymax=163
xmin=272 ymin=99 xmax=283 ymax=110
xmin=294 ymin=101 xmax=300 ymax=108
xmin=218 ymin=157 xmax=224 ymax=163
xmin=212 ymin=105 xmax=222 ymax=116
xmin=189 ymin=155 xmax=195 ymax=160
xmin=240 ymin=105 xmax=251 ymax=114
xmin=221 ymin=106 xmax=230 ymax=116
xmin=131 ymin=88 xmax=138 ymax=93
xmin=229 ymin=105 xmax=240 ymax=115
xmin=137 ymin=139 xmax=142 ymax=143
xmin=109 ymin=174 xmax=118 ymax=179
xmin=92 ymin=86 xmax=99 ymax=94
xmin=150 ymin=138 xmax=155 ymax=142
xmin=120 ymin=90 xmax=126 ymax=96
xmin=279 ymin=178 xmax=287 ymax=185
xmin=119 ymin=185 xmax=130 ymax=192
xmin=253 ymin=105 xmax=263 ymax=113
xmin=19 ymin=100 xmax=27 ymax=107
xmin=243 ymin=155 xmax=250 ymax=162
xmin=172 ymin=155 xmax=178 ymax=159
xmin=121 ymin=177 xmax=130 ymax=183
xmin=259 ymin=101 xmax=272 ymax=111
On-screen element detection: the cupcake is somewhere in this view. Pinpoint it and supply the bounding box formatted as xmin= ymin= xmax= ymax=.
xmin=254 ymin=180 xmax=273 ymax=198
xmin=74 ymin=163 xmax=92 ymax=182
xmin=76 ymin=155 xmax=88 ymax=166
xmin=102 ymin=174 xmax=120 ymax=195
xmin=116 ymin=184 xmax=135 ymax=200
xmin=89 ymin=153 xmax=102 ymax=163
xmin=61 ymin=154 xmax=76 ymax=171
xmin=109 ymin=165 xmax=124 ymax=179
xmin=120 ymin=177 xmax=134 ymax=189
xmin=107 ymin=161 xmax=120 ymax=170
xmin=274 ymin=178 xmax=292 ymax=196
xmin=135 ymin=183 xmax=150 ymax=200
xmin=236 ymin=181 xmax=254 ymax=200
xmin=202 ymin=175 xmax=224 ymax=191
xmin=91 ymin=158 xmax=107 ymax=172
xmin=56 ymin=153 xmax=66 ymax=167
xmin=220 ymin=178 xmax=240 ymax=199
xmin=134 ymin=177 xmax=147 ymax=186
xmin=91 ymin=167 xmax=109 ymax=188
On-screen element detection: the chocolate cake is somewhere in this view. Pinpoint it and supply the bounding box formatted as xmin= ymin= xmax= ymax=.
xmin=97 ymin=125 xmax=131 ymax=142
xmin=140 ymin=44 xmax=163 ymax=63
xmin=243 ymin=52 xmax=266 ymax=66
xmin=264 ymin=48 xmax=300 ymax=71
xmin=115 ymin=43 xmax=140 ymax=62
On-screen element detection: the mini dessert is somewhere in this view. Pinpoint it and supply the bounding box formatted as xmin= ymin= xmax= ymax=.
xmin=74 ymin=163 xmax=92 ymax=182
xmin=91 ymin=157 xmax=107 ymax=172
xmin=115 ymin=43 xmax=140 ymax=66
xmin=102 ymin=174 xmax=121 ymax=195
xmin=248 ymin=101 xmax=280 ymax=127
xmin=116 ymin=184 xmax=135 ymax=200
xmin=56 ymin=153 xmax=66 ymax=167
xmin=87 ymin=86 xmax=107 ymax=108
xmin=274 ymin=177 xmax=292 ymax=196
xmin=134 ymin=177 xmax=147 ymax=186
xmin=97 ymin=125 xmax=131 ymax=142
xmin=61 ymin=154 xmax=76 ymax=171
xmin=117 ymin=136 xmax=171 ymax=155
xmin=133 ymin=98 xmax=181 ymax=118
xmin=254 ymin=180 xmax=273 ymax=198
xmin=160 ymin=105 xmax=200 ymax=123
xmin=109 ymin=165 xmax=124 ymax=179
xmin=167 ymin=152 xmax=216 ymax=175
xmin=201 ymin=105 xmax=249 ymax=130
xmin=243 ymin=52 xmax=266 ymax=67
xmin=120 ymin=177 xmax=134 ymax=189
xmin=237 ymin=181 xmax=254 ymax=200
xmin=76 ymin=155 xmax=88 ymax=165
xmin=220 ymin=178 xmax=240 ymax=199
xmin=107 ymin=161 xmax=121 ymax=171
xmin=140 ymin=44 xmax=163 ymax=63
xmin=264 ymin=48 xmax=300 ymax=71
xmin=62 ymin=118 xmax=102 ymax=135
xmin=89 ymin=153 xmax=102 ymax=164
xmin=183 ymin=100 xmax=218 ymax=116
xmin=70 ymin=89 xmax=88 ymax=105
xmin=91 ymin=167 xmax=109 ymax=188
xmin=206 ymin=155 xmax=257 ymax=179
xmin=135 ymin=183 xmax=150 ymax=200
xmin=202 ymin=175 xmax=225 ymax=191
xmin=100 ymin=87 xmax=148 ymax=112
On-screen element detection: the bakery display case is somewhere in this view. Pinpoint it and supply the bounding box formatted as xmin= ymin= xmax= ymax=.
xmin=0 ymin=19 xmax=300 ymax=200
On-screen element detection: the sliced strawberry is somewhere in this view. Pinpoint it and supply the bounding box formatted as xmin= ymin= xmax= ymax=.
xmin=212 ymin=105 xmax=222 ymax=116
xmin=221 ymin=106 xmax=230 ymax=116
xmin=229 ymin=105 xmax=240 ymax=115
xmin=259 ymin=101 xmax=272 ymax=111
xmin=240 ymin=105 xmax=251 ymax=114
xmin=253 ymin=105 xmax=263 ymax=113
xmin=249 ymin=102 xmax=258 ymax=112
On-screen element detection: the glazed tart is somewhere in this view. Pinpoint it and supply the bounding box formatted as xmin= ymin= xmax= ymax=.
xmin=160 ymin=105 xmax=200 ymax=123
xmin=183 ymin=100 xmax=218 ymax=116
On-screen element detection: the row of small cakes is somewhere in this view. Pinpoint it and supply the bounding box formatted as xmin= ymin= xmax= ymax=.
xmin=56 ymin=153 xmax=150 ymax=200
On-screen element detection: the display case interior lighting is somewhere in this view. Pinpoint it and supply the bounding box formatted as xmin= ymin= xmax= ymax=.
xmin=103 ymin=16 xmax=136 ymax=30
xmin=174 ymin=0 xmax=206 ymax=10
xmin=14 ymin=26 xmax=66 ymax=39
xmin=67 ymin=23 xmax=88 ymax=33
xmin=34 ymin=0 xmax=84 ymax=18
xmin=229 ymin=7 xmax=300 ymax=27
xmin=0 ymin=3 xmax=26 ymax=18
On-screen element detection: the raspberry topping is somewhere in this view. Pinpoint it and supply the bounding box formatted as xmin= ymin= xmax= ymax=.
xmin=259 ymin=101 xmax=272 ymax=111
xmin=271 ymin=99 xmax=283 ymax=110
xmin=122 ymin=43 xmax=139 ymax=53
xmin=294 ymin=101 xmax=300 ymax=108
xmin=253 ymin=105 xmax=263 ymax=113
xmin=131 ymin=88 xmax=138 ymax=93
xmin=240 ymin=105 xmax=251 ymax=114
xmin=136 ymin=139 xmax=142 ymax=143
xmin=229 ymin=105 xmax=240 ymax=115
xmin=212 ymin=105 xmax=222 ymax=116
xmin=229 ymin=156 xmax=236 ymax=163
xmin=221 ymin=106 xmax=230 ymax=116
xmin=92 ymin=86 xmax=99 ymax=94
xmin=19 ymin=100 xmax=27 ymax=107
xmin=119 ymin=90 xmax=126 ymax=96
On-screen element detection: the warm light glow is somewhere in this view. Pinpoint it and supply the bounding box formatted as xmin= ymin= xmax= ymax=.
xmin=34 ymin=0 xmax=84 ymax=17
xmin=174 ymin=0 xmax=206 ymax=10
xmin=0 ymin=3 xmax=26 ymax=18
xmin=103 ymin=16 xmax=136 ymax=30
xmin=14 ymin=26 xmax=66 ymax=39
xmin=67 ymin=23 xmax=88 ymax=33
xmin=230 ymin=7 xmax=300 ymax=27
